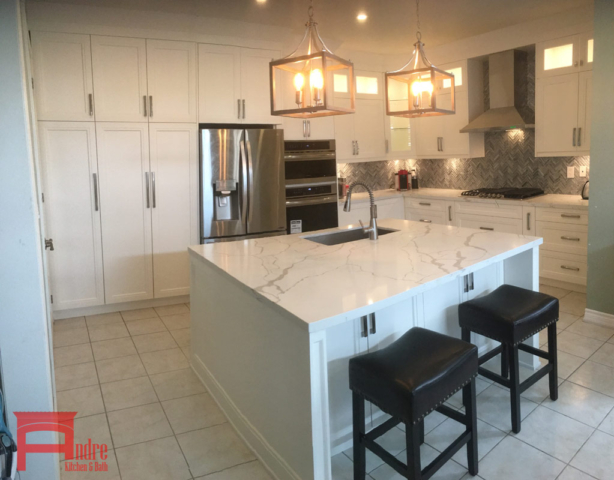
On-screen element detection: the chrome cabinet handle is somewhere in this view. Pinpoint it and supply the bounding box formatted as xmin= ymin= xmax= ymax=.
xmin=237 ymin=99 xmax=241 ymax=119
xmin=527 ymin=212 xmax=531 ymax=231
xmin=464 ymin=275 xmax=469 ymax=293
xmin=356 ymin=141 xmax=359 ymax=155
xmin=480 ymin=227 xmax=494 ymax=231
xmin=88 ymin=94 xmax=94 ymax=116
xmin=469 ymin=273 xmax=474 ymax=291
xmin=151 ymin=172 xmax=156 ymax=208
xmin=561 ymin=265 xmax=580 ymax=271
xmin=145 ymin=172 xmax=150 ymax=208
xmin=307 ymin=120 xmax=311 ymax=137
xmin=149 ymin=96 xmax=153 ymax=117
xmin=449 ymin=205 xmax=453 ymax=222
xmin=303 ymin=120 xmax=306 ymax=138
xmin=369 ymin=313 xmax=376 ymax=335
xmin=561 ymin=236 xmax=581 ymax=241
xmin=361 ymin=316 xmax=368 ymax=338
xmin=93 ymin=173 xmax=99 ymax=211
xmin=578 ymin=128 xmax=582 ymax=146
xmin=419 ymin=219 xmax=432 ymax=223
xmin=419 ymin=202 xmax=431 ymax=206
xmin=561 ymin=213 xmax=581 ymax=219
xmin=242 ymin=99 xmax=246 ymax=119
xmin=143 ymin=95 xmax=148 ymax=117
xmin=437 ymin=137 xmax=440 ymax=151
xmin=352 ymin=140 xmax=356 ymax=155
xmin=573 ymin=128 xmax=577 ymax=146
xmin=440 ymin=137 xmax=443 ymax=152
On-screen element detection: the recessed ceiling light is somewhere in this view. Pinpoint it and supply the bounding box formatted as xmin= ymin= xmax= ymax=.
xmin=357 ymin=13 xmax=368 ymax=22
xmin=256 ymin=0 xmax=266 ymax=4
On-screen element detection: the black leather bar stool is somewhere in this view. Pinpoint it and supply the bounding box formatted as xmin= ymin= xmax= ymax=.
xmin=349 ymin=327 xmax=479 ymax=479
xmin=459 ymin=284 xmax=559 ymax=434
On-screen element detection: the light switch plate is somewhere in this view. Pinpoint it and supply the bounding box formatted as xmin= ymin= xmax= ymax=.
xmin=580 ymin=166 xmax=587 ymax=177
xmin=567 ymin=166 xmax=575 ymax=178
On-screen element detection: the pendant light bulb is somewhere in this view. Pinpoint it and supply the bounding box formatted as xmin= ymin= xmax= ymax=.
xmin=294 ymin=72 xmax=305 ymax=105
xmin=310 ymin=68 xmax=324 ymax=105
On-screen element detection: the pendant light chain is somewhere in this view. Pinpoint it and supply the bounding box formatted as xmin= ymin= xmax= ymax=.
xmin=415 ymin=0 xmax=422 ymax=41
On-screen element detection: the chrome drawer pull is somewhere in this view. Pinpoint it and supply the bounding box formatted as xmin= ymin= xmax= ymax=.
xmin=480 ymin=227 xmax=494 ymax=231
xmin=419 ymin=202 xmax=431 ymax=206
xmin=561 ymin=214 xmax=581 ymax=219
xmin=448 ymin=205 xmax=452 ymax=222
xmin=419 ymin=219 xmax=432 ymax=223
xmin=561 ymin=265 xmax=580 ymax=271
xmin=561 ymin=236 xmax=581 ymax=241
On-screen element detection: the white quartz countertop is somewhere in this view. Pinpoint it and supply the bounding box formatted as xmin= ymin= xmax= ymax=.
xmin=189 ymin=219 xmax=542 ymax=332
xmin=341 ymin=188 xmax=588 ymax=210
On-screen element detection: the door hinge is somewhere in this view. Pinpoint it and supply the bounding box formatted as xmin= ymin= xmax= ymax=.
xmin=50 ymin=295 xmax=53 ymax=304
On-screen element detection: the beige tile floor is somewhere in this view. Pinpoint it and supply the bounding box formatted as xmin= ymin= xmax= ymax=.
xmin=53 ymin=304 xmax=271 ymax=480
xmin=54 ymin=287 xmax=614 ymax=480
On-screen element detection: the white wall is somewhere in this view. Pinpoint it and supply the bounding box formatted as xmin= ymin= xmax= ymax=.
xmin=0 ymin=1 xmax=59 ymax=479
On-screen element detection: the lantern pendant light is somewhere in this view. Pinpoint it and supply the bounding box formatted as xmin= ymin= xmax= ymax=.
xmin=385 ymin=0 xmax=455 ymax=118
xmin=269 ymin=1 xmax=355 ymax=118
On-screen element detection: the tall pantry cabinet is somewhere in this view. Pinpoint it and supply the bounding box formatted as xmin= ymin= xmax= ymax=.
xmin=34 ymin=31 xmax=199 ymax=310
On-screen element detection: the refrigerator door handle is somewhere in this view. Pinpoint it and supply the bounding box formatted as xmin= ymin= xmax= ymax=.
xmin=240 ymin=139 xmax=248 ymax=226
xmin=245 ymin=140 xmax=254 ymax=223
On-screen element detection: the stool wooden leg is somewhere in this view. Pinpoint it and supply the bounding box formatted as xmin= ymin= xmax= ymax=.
xmin=501 ymin=344 xmax=509 ymax=379
xmin=463 ymin=378 xmax=479 ymax=476
xmin=419 ymin=419 xmax=425 ymax=445
xmin=548 ymin=323 xmax=559 ymax=401
xmin=509 ymin=346 xmax=521 ymax=434
xmin=462 ymin=327 xmax=471 ymax=343
xmin=352 ymin=392 xmax=366 ymax=480
xmin=406 ymin=423 xmax=422 ymax=479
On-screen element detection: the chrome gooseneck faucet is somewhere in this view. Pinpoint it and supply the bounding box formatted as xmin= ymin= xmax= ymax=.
xmin=343 ymin=182 xmax=378 ymax=240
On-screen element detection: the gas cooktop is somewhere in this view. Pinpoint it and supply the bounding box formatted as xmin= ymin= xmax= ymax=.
xmin=461 ymin=188 xmax=545 ymax=200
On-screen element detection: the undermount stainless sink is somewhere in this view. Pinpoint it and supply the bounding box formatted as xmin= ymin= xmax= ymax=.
xmin=303 ymin=227 xmax=399 ymax=246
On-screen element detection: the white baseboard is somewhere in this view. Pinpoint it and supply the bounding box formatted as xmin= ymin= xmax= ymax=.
xmin=191 ymin=354 xmax=302 ymax=480
xmin=584 ymin=309 xmax=614 ymax=328
xmin=53 ymin=295 xmax=189 ymax=320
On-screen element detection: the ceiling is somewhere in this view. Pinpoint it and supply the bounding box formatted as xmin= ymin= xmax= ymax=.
xmin=30 ymin=0 xmax=593 ymax=53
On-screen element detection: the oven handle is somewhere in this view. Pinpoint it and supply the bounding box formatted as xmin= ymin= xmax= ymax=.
xmin=285 ymin=177 xmax=337 ymax=188
xmin=286 ymin=195 xmax=338 ymax=207
xmin=284 ymin=152 xmax=336 ymax=162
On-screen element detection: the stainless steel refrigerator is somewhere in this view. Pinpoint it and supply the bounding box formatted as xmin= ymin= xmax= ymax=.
xmin=200 ymin=127 xmax=286 ymax=243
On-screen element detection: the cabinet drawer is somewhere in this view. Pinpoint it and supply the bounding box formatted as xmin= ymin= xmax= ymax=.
xmin=536 ymin=208 xmax=588 ymax=225
xmin=540 ymin=251 xmax=587 ymax=286
xmin=404 ymin=198 xmax=446 ymax=212
xmin=456 ymin=213 xmax=523 ymax=234
xmin=405 ymin=208 xmax=447 ymax=225
xmin=536 ymin=221 xmax=588 ymax=255
xmin=455 ymin=200 xmax=523 ymax=219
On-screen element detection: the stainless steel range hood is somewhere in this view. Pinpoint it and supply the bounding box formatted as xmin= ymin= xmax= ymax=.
xmin=461 ymin=50 xmax=534 ymax=133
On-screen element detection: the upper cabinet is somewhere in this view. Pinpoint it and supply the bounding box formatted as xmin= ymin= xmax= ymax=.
xmin=31 ymin=32 xmax=94 ymax=122
xmin=537 ymin=33 xmax=593 ymax=78
xmin=412 ymin=60 xmax=485 ymax=159
xmin=91 ymin=36 xmax=148 ymax=122
xmin=198 ymin=45 xmax=280 ymax=124
xmin=146 ymin=40 xmax=197 ymax=123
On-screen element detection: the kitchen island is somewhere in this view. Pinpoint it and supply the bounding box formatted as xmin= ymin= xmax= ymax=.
xmin=188 ymin=219 xmax=542 ymax=480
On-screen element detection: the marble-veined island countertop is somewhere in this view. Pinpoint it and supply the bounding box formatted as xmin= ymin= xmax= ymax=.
xmin=189 ymin=218 xmax=542 ymax=332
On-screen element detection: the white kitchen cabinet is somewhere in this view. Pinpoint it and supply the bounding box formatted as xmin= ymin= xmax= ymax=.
xmin=91 ymin=36 xmax=148 ymax=122
xmin=149 ymin=123 xmax=199 ymax=298
xmin=540 ymin=251 xmax=587 ymax=286
xmin=282 ymin=117 xmax=335 ymax=140
xmin=241 ymin=48 xmax=280 ymax=124
xmin=31 ymin=32 xmax=94 ymax=122
xmin=146 ymin=40 xmax=197 ymax=123
xmin=523 ymin=206 xmax=536 ymax=235
xmin=338 ymin=197 xmax=404 ymax=227
xmin=405 ymin=209 xmax=448 ymax=226
xmin=96 ymin=123 xmax=153 ymax=304
xmin=198 ymin=44 xmax=242 ymax=123
xmin=404 ymin=197 xmax=455 ymax=226
xmin=385 ymin=115 xmax=415 ymax=159
xmin=334 ymin=98 xmax=386 ymax=162
xmin=39 ymin=122 xmax=105 ymax=310
xmin=537 ymin=33 xmax=593 ymax=79
xmin=456 ymin=213 xmax=523 ymax=234
xmin=535 ymin=71 xmax=592 ymax=156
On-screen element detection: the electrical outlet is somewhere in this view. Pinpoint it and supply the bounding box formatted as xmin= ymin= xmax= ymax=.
xmin=580 ymin=166 xmax=587 ymax=177
xmin=567 ymin=166 xmax=575 ymax=179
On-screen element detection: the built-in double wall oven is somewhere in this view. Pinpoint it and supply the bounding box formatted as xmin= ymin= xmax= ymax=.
xmin=284 ymin=140 xmax=339 ymax=234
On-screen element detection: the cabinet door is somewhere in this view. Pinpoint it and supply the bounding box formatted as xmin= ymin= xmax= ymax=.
xmin=96 ymin=123 xmax=153 ymax=303
xmin=523 ymin=206 xmax=536 ymax=235
xmin=456 ymin=213 xmax=523 ymax=234
xmin=326 ymin=317 xmax=369 ymax=450
xmin=198 ymin=44 xmax=241 ymax=123
xmin=306 ymin=117 xmax=335 ymax=140
xmin=240 ymin=48 xmax=280 ymax=124
xmin=405 ymin=209 xmax=447 ymax=226
xmin=577 ymin=71 xmax=592 ymax=153
xmin=440 ymin=91 xmax=470 ymax=156
xmin=579 ymin=32 xmax=594 ymax=71
xmin=377 ymin=198 xmax=405 ymax=220
xmin=535 ymin=74 xmax=579 ymax=156
xmin=92 ymin=36 xmax=148 ymax=122
xmin=150 ymin=124 xmax=198 ymax=298
xmin=146 ymin=40 xmax=197 ymax=123
xmin=39 ymin=122 xmax=104 ymax=309
xmin=414 ymin=114 xmax=443 ymax=157
xmin=31 ymin=32 xmax=94 ymax=122
xmin=354 ymin=99 xmax=386 ymax=160
xmin=334 ymin=97 xmax=356 ymax=161
xmin=385 ymin=115 xmax=415 ymax=158
xmin=536 ymin=35 xmax=581 ymax=78
xmin=282 ymin=118 xmax=307 ymax=140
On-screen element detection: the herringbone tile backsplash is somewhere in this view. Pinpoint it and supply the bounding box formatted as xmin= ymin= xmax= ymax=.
xmin=338 ymin=130 xmax=589 ymax=195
